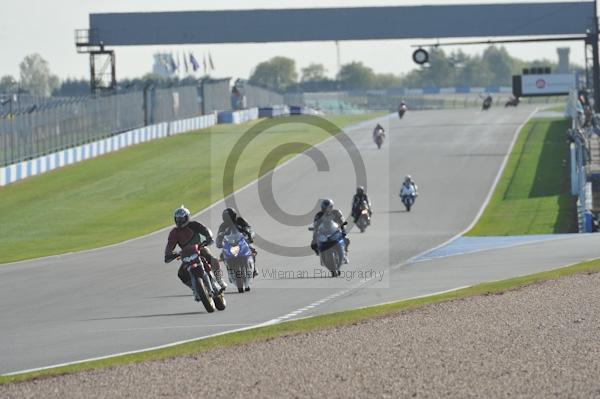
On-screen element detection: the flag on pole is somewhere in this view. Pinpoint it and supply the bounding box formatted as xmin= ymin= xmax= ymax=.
xmin=160 ymin=54 xmax=170 ymax=71
xmin=208 ymin=52 xmax=215 ymax=71
xmin=189 ymin=53 xmax=200 ymax=72
xmin=169 ymin=53 xmax=177 ymax=73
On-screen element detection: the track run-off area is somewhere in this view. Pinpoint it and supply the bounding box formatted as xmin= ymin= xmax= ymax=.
xmin=2 ymin=105 xmax=598 ymax=375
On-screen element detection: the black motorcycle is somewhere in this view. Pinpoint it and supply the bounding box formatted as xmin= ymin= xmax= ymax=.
xmin=505 ymin=96 xmax=520 ymax=107
xmin=355 ymin=200 xmax=371 ymax=233
xmin=482 ymin=96 xmax=492 ymax=110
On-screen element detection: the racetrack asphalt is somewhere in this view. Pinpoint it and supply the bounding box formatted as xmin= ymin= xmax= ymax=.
xmin=2 ymin=105 xmax=597 ymax=375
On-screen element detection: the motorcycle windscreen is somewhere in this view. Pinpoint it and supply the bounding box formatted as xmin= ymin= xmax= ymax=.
xmin=317 ymin=218 xmax=340 ymax=241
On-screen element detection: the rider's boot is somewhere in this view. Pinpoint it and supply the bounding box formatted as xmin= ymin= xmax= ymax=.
xmin=343 ymin=238 xmax=350 ymax=264
xmin=214 ymin=268 xmax=227 ymax=293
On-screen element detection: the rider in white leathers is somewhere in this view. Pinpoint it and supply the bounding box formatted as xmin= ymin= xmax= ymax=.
xmin=400 ymin=175 xmax=418 ymax=197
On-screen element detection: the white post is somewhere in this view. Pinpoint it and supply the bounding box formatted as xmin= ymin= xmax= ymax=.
xmin=570 ymin=142 xmax=578 ymax=195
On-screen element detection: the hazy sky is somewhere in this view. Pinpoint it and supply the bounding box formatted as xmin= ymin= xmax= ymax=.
xmin=0 ymin=0 xmax=590 ymax=81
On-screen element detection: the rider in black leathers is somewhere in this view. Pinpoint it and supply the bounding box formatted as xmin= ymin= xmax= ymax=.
xmin=351 ymin=186 xmax=372 ymax=223
xmin=373 ymin=123 xmax=385 ymax=138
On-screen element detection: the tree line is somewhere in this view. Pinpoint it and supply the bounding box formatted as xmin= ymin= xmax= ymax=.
xmin=0 ymin=54 xmax=203 ymax=98
xmin=0 ymin=46 xmax=580 ymax=97
xmin=249 ymin=46 xmax=580 ymax=92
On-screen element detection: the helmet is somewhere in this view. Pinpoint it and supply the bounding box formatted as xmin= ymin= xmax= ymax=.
xmin=320 ymin=199 xmax=334 ymax=213
xmin=222 ymin=207 xmax=238 ymax=224
xmin=356 ymin=186 xmax=365 ymax=195
xmin=404 ymin=175 xmax=412 ymax=182
xmin=174 ymin=206 xmax=191 ymax=228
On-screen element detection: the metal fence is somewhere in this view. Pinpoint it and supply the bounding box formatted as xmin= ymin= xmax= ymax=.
xmin=242 ymin=83 xmax=283 ymax=108
xmin=201 ymin=78 xmax=232 ymax=114
xmin=0 ymin=85 xmax=200 ymax=166
xmin=200 ymin=78 xmax=283 ymax=114
xmin=0 ymin=94 xmax=86 ymax=118
xmin=285 ymin=90 xmax=568 ymax=113
xmin=567 ymin=88 xmax=596 ymax=233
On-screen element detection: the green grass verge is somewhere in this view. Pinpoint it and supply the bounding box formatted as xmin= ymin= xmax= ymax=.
xmin=543 ymin=105 xmax=566 ymax=113
xmin=2 ymin=258 xmax=599 ymax=385
xmin=0 ymin=114 xmax=381 ymax=264
xmin=467 ymin=117 xmax=577 ymax=236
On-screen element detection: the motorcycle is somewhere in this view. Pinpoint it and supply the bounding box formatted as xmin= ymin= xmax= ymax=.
xmin=222 ymin=228 xmax=255 ymax=293
xmin=398 ymin=104 xmax=407 ymax=118
xmin=355 ymin=200 xmax=371 ymax=233
xmin=482 ymin=96 xmax=492 ymax=110
xmin=505 ymin=96 xmax=520 ymax=107
xmin=179 ymin=244 xmax=226 ymax=313
xmin=309 ymin=219 xmax=346 ymax=277
xmin=373 ymin=128 xmax=385 ymax=149
xmin=400 ymin=185 xmax=417 ymax=212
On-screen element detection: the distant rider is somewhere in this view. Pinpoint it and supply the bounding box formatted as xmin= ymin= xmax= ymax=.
xmin=216 ymin=208 xmax=258 ymax=277
xmin=164 ymin=206 xmax=227 ymax=292
xmin=351 ymin=186 xmax=372 ymax=223
xmin=400 ymin=175 xmax=418 ymax=197
xmin=482 ymin=93 xmax=493 ymax=108
xmin=398 ymin=101 xmax=407 ymax=115
xmin=373 ymin=123 xmax=385 ymax=139
xmin=311 ymin=199 xmax=349 ymax=262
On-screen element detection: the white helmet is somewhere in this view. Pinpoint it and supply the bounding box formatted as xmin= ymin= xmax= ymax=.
xmin=174 ymin=205 xmax=191 ymax=228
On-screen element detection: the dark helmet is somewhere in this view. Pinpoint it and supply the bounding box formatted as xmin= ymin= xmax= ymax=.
xmin=174 ymin=206 xmax=191 ymax=228
xmin=356 ymin=186 xmax=365 ymax=195
xmin=222 ymin=207 xmax=238 ymax=224
xmin=320 ymin=199 xmax=334 ymax=213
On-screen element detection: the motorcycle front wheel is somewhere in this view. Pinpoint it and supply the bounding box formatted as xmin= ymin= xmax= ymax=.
xmin=214 ymin=293 xmax=226 ymax=311
xmin=357 ymin=216 xmax=368 ymax=233
xmin=195 ymin=277 xmax=216 ymax=313
xmin=322 ymin=250 xmax=339 ymax=277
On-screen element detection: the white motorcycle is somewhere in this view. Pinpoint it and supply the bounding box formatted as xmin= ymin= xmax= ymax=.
xmin=309 ymin=218 xmax=347 ymax=277
xmin=400 ymin=184 xmax=417 ymax=212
